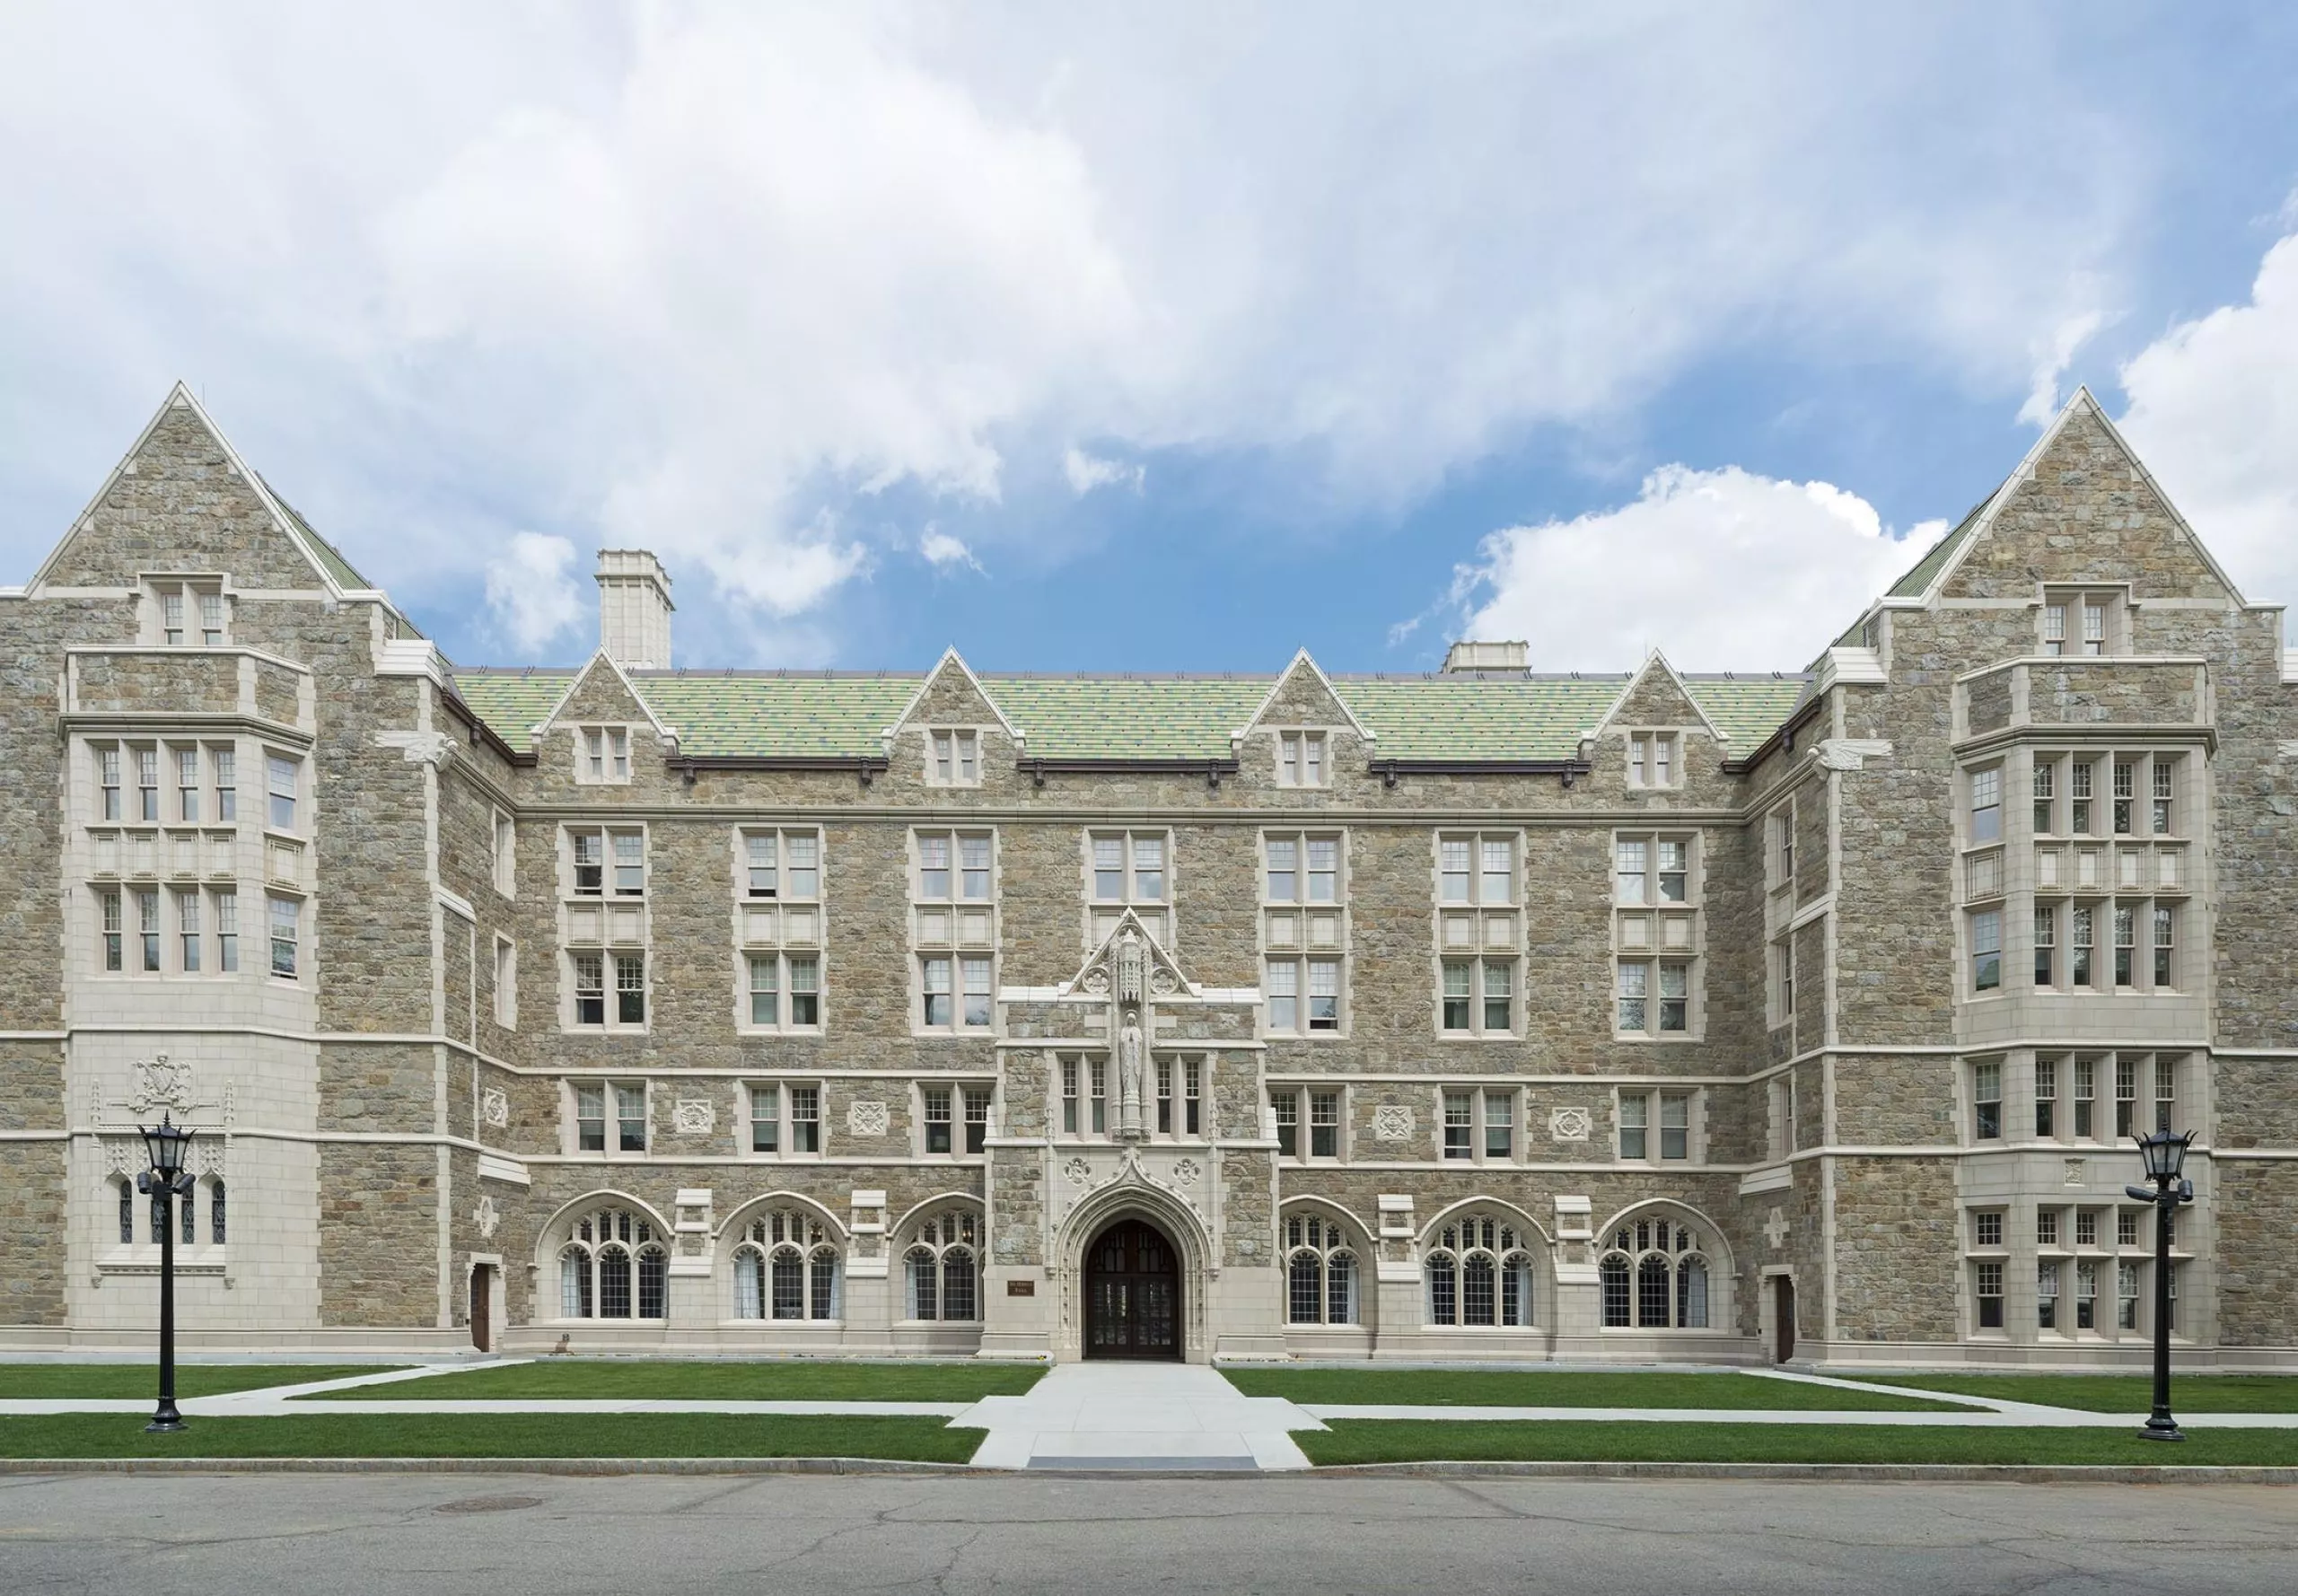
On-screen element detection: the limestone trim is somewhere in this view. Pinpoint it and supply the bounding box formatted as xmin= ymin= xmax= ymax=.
xmin=887 ymin=1190 xmax=987 ymax=1245
xmin=527 ymin=1188 xmax=677 ymax=1275
xmin=1416 ymin=1194 xmax=1557 ymax=1252
xmin=1275 ymin=1193 xmax=1381 ymax=1253
xmin=712 ymin=1189 xmax=852 ymax=1250
xmin=1050 ymin=1175 xmax=1217 ymax=1362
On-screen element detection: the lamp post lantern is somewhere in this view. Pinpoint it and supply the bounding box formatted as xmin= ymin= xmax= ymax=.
xmin=2124 ymin=1127 xmax=2195 ymax=1443
xmin=136 ymin=1113 xmax=196 ymax=1434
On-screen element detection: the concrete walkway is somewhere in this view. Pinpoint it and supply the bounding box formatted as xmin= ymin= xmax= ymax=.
xmin=952 ymin=1362 xmax=1320 ymax=1470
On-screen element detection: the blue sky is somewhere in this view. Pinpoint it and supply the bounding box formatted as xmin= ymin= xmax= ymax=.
xmin=4 ymin=4 xmax=2298 ymax=676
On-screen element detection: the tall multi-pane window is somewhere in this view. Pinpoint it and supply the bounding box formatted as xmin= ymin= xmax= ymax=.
xmin=2031 ymin=763 xmax=2055 ymax=833
xmin=2034 ymin=1057 xmax=2057 ymax=1137
xmin=98 ymin=746 xmax=121 ymax=820
xmin=565 ymin=827 xmax=648 ymax=1030
xmin=1438 ymin=834 xmax=1519 ymax=1037
xmin=739 ymin=829 xmax=823 ymax=1033
xmin=1269 ymin=1086 xmax=1344 ymax=1162
xmin=2116 ymin=1059 xmax=2138 ymax=1137
xmin=1088 ymin=830 xmax=1171 ymax=946
xmin=1969 ymin=767 xmax=2001 ymax=843
xmin=1264 ymin=832 xmax=1346 ymax=1036
xmin=213 ymin=748 xmax=236 ymax=820
xmin=176 ymin=891 xmax=201 ymax=972
xmin=266 ymin=755 xmax=298 ymax=830
xmin=1971 ymin=1059 xmax=2003 ymax=1141
xmin=1618 ymin=1090 xmax=1695 ymax=1162
xmin=175 ymin=748 xmax=200 ymax=822
xmin=137 ymin=748 xmax=160 ymax=820
xmin=1969 ymin=909 xmax=2002 ymax=993
xmin=2033 ymin=906 xmax=2056 ymax=987
xmin=215 ymin=890 xmax=238 ymax=972
xmin=266 ymin=896 xmax=298 ymax=978
xmin=747 ymin=1083 xmax=829 ymax=1156
xmin=1614 ymin=832 xmax=1699 ymax=1038
xmin=2153 ymin=906 xmax=2176 ymax=988
xmin=914 ymin=829 xmax=996 ymax=1034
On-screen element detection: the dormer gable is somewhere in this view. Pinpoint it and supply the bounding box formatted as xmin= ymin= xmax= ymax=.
xmin=881 ymin=647 xmax=1021 ymax=787
xmin=1583 ymin=651 xmax=1719 ymax=790
xmin=1232 ymin=650 xmax=1373 ymax=788
xmin=531 ymin=650 xmax=678 ymax=780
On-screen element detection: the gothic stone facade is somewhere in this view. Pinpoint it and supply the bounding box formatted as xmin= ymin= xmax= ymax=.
xmin=4 ymin=382 xmax=2294 ymax=1368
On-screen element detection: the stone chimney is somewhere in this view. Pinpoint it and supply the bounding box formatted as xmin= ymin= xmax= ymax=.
xmin=596 ymin=549 xmax=673 ymax=669
xmin=1442 ymin=639 xmax=1529 ymax=674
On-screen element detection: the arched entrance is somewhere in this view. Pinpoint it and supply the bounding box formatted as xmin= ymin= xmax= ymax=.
xmin=1084 ymin=1217 xmax=1181 ymax=1360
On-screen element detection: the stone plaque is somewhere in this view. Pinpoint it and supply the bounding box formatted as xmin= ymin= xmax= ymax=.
xmin=1006 ymin=1279 xmax=1036 ymax=1297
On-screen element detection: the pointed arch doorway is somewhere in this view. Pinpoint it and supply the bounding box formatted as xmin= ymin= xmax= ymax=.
xmin=1083 ymin=1217 xmax=1182 ymax=1360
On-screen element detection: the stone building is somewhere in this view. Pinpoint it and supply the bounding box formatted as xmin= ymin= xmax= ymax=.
xmin=3 ymin=381 xmax=2294 ymax=1369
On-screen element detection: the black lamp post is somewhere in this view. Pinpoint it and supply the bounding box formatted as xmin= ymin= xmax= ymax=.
xmin=136 ymin=1113 xmax=196 ymax=1434
xmin=2124 ymin=1127 xmax=2195 ymax=1443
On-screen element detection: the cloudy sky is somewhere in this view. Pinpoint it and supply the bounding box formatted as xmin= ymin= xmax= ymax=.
xmin=4 ymin=4 xmax=2296 ymax=673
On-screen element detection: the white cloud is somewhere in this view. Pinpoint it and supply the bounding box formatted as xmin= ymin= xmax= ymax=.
xmin=0 ymin=4 xmax=2178 ymax=659
xmin=2116 ymin=232 xmax=2298 ymax=608
xmin=483 ymin=531 xmax=584 ymax=653
xmin=919 ymin=529 xmax=983 ymax=573
xmin=1063 ymin=446 xmax=1145 ymax=495
xmin=2017 ymin=300 xmax=2107 ymax=426
xmin=1456 ymin=467 xmax=1937 ymax=672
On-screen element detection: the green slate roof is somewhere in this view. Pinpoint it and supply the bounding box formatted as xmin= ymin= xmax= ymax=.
xmin=1884 ymin=493 xmax=1994 ymax=600
xmin=449 ymin=665 xmax=1812 ymax=763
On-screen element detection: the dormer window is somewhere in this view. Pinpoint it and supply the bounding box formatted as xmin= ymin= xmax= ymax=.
xmin=930 ymin=730 xmax=980 ymax=786
xmin=1277 ymin=731 xmax=1327 ymax=787
xmin=1628 ymin=732 xmax=1679 ymax=789
xmin=580 ymin=726 xmax=632 ymax=784
xmin=2042 ymin=591 xmax=2123 ymax=657
xmin=147 ymin=579 xmax=227 ymax=646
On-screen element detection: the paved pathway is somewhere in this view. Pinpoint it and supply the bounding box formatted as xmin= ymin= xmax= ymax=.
xmin=952 ymin=1362 xmax=1320 ymax=1469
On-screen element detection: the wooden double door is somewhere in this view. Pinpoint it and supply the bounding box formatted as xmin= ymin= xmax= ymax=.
xmin=1084 ymin=1220 xmax=1180 ymax=1360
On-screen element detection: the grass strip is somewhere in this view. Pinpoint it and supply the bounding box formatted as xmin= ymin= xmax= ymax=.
xmin=1301 ymin=1419 xmax=2298 ymax=1468
xmin=0 ymin=1365 xmax=406 ymax=1399
xmin=313 ymin=1359 xmax=1043 ymax=1404
xmin=0 ymin=1413 xmax=982 ymax=1462
xmin=1836 ymin=1372 xmax=2298 ymax=1414
xmin=1221 ymin=1368 xmax=1962 ymax=1412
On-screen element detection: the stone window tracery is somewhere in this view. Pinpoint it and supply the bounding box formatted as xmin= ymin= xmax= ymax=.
xmin=557 ymin=1205 xmax=669 ymax=1320
xmin=1599 ymin=1215 xmax=1710 ymax=1329
xmin=1423 ymin=1211 xmax=1535 ymax=1328
xmin=902 ymin=1207 xmax=982 ymax=1321
xmin=1284 ymin=1212 xmax=1359 ymax=1325
xmin=732 ymin=1208 xmax=841 ymax=1321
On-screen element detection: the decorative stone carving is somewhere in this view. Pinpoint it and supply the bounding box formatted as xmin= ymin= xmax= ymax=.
xmin=1370 ymin=1104 xmax=1415 ymax=1143
xmin=1149 ymin=966 xmax=1178 ymax=996
xmin=846 ymin=1100 xmax=890 ymax=1138
xmin=1062 ymin=1155 xmax=1093 ymax=1187
xmin=1118 ymin=1019 xmax=1145 ymax=1137
xmin=1117 ymin=926 xmax=1145 ymax=1006
xmin=1171 ymin=1157 xmax=1201 ymax=1188
xmin=1815 ymin=738 xmax=1893 ymax=772
xmin=480 ymin=1087 xmax=510 ymax=1128
xmin=2064 ymin=1158 xmax=2088 ymax=1185
xmin=672 ymin=1099 xmax=716 ymax=1136
xmin=1081 ymin=968 xmax=1110 ymax=996
xmin=475 ymin=1194 xmax=501 ymax=1240
xmin=127 ymin=1054 xmax=195 ymax=1115
xmin=1763 ymin=1206 xmax=1789 ymax=1250
xmin=1548 ymin=1106 xmax=1592 ymax=1143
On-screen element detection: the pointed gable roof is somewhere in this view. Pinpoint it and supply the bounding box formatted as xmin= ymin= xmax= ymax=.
xmin=1583 ymin=649 xmax=1725 ymax=741
xmin=880 ymin=646 xmax=1022 ymax=750
xmin=530 ymin=650 xmax=677 ymax=749
xmin=1232 ymin=649 xmax=1374 ymax=746
xmin=1061 ymin=907 xmax=1201 ymax=1000
xmin=30 ymin=383 xmax=381 ymax=598
xmin=1885 ymin=387 xmax=2249 ymax=609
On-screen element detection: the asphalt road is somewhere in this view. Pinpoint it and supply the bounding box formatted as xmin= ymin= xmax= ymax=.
xmin=3 ymin=1472 xmax=2294 ymax=1595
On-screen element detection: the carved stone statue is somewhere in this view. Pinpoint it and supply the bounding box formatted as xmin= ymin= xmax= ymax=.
xmin=1118 ymin=1018 xmax=1145 ymax=1136
xmin=1117 ymin=926 xmax=1145 ymax=1007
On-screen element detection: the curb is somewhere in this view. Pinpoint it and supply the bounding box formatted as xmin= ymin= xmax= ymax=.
xmin=0 ymin=1456 xmax=988 ymax=1477
xmin=1310 ymin=1460 xmax=2298 ymax=1484
xmin=3 ymin=1457 xmax=2294 ymax=1483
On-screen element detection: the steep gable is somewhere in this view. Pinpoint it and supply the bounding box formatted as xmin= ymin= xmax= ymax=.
xmin=531 ymin=651 xmax=675 ymax=751
xmin=881 ymin=648 xmax=1021 ymax=749
xmin=1585 ymin=651 xmax=1723 ymax=741
xmin=1233 ymin=650 xmax=1373 ymax=743
xmin=1932 ymin=390 xmax=2244 ymax=607
xmin=31 ymin=385 xmax=364 ymax=594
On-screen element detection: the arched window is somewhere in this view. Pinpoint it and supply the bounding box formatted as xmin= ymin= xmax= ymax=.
xmin=732 ymin=1207 xmax=841 ymax=1321
xmin=1283 ymin=1213 xmax=1357 ymax=1325
xmin=117 ymin=1178 xmax=134 ymax=1246
xmin=557 ymin=1205 xmax=667 ymax=1320
xmin=1598 ymin=1215 xmax=1712 ymax=1329
xmin=1422 ymin=1211 xmax=1535 ymax=1328
xmin=210 ymin=1179 xmax=226 ymax=1247
xmin=903 ymin=1207 xmax=981 ymax=1321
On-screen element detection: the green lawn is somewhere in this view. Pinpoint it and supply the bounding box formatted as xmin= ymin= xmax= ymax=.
xmin=1301 ymin=1419 xmax=2298 ymax=1467
xmin=0 ymin=1364 xmax=405 ymax=1399
xmin=0 ymin=1413 xmax=981 ymax=1462
xmin=314 ymin=1359 xmax=1044 ymax=1403
xmin=1221 ymin=1368 xmax=1966 ymax=1411
xmin=1838 ymin=1372 xmax=2298 ymax=1414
